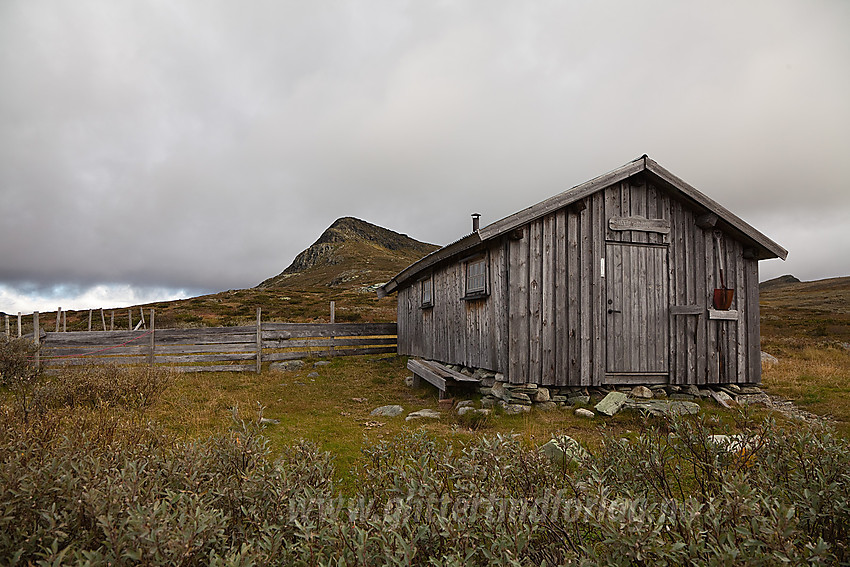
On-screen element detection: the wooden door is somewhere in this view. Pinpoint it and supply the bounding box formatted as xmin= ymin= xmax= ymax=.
xmin=606 ymin=243 xmax=669 ymax=376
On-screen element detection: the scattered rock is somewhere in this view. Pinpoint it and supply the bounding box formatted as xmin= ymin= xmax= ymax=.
xmin=406 ymin=409 xmax=441 ymax=421
xmin=494 ymin=373 xmax=507 ymax=382
xmin=685 ymin=385 xmax=702 ymax=398
xmin=501 ymin=403 xmax=531 ymax=415
xmin=370 ymin=405 xmax=404 ymax=417
xmin=647 ymin=400 xmax=701 ymax=417
xmin=510 ymin=392 xmax=532 ymax=404
xmin=259 ymin=417 xmax=280 ymax=425
xmin=551 ymin=395 xmax=568 ymax=403
xmin=761 ymin=351 xmax=779 ymax=368
xmin=540 ymin=435 xmax=590 ymax=464
xmin=533 ymin=387 xmax=551 ymax=403
xmin=456 ymin=400 xmax=474 ymax=409
xmin=726 ymin=384 xmax=741 ymax=392
xmin=594 ymin=392 xmax=628 ymax=416
xmin=669 ymin=393 xmax=695 ymax=401
xmin=351 ymin=397 xmax=367 ymax=403
xmin=481 ymin=398 xmax=497 ymax=409
xmin=457 ymin=406 xmax=475 ymax=416
xmin=567 ymin=395 xmax=591 ymax=406
xmin=653 ymin=389 xmax=668 ymax=399
xmin=575 ymin=408 xmax=595 ymax=418
xmin=361 ymin=420 xmax=384 ymax=429
xmin=710 ymin=390 xmax=737 ymax=408
xmin=307 ymin=372 xmax=319 ymax=378
xmin=738 ymin=386 xmax=763 ymax=395
xmin=313 ymin=361 xmax=331 ymax=367
xmin=478 ymin=387 xmax=493 ymax=396
xmin=629 ymin=386 xmax=653 ymax=399
xmin=536 ymin=401 xmax=558 ymax=411
xmin=404 ymin=375 xmax=416 ymax=387
xmin=480 ymin=377 xmax=496 ymax=387
xmin=491 ymin=382 xmax=512 ymax=402
xmin=270 ymin=360 xmax=304 ymax=371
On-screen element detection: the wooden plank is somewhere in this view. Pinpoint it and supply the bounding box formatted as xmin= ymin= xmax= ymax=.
xmin=567 ymin=209 xmax=579 ymax=386
xmin=493 ymin=241 xmax=509 ymax=373
xmin=591 ymin=193 xmax=604 ymax=385
xmin=256 ymin=307 xmax=262 ymax=373
xmin=555 ymin=208 xmax=568 ymax=386
xmin=417 ymin=359 xmax=481 ymax=383
xmin=261 ymin=322 xmax=397 ymax=336
xmin=43 ymin=343 xmax=256 ymax=356
xmin=265 ymin=337 xmax=397 ymax=349
xmin=708 ymin=309 xmax=740 ymax=321
xmin=670 ymin=305 xmax=703 ymax=315
xmin=745 ymin=258 xmax=761 ymax=385
xmin=264 ymin=347 xmax=396 ymax=362
xmin=541 ymin=214 xmax=556 ymax=385
xmin=695 ymin=209 xmax=708 ymax=384
xmin=647 ymin=185 xmax=659 ymax=245
xmin=579 ymin=201 xmax=592 ymax=386
xmin=612 ymin=215 xmax=670 ymax=236
xmin=529 ymin=219 xmax=543 ymax=384
xmin=604 ymin=184 xmax=620 ymax=241
xmin=509 ymin=230 xmax=529 ymax=384
xmin=407 ymin=359 xmax=446 ymax=391
xmin=631 ymin=180 xmax=648 ymax=244
xmin=604 ymin=374 xmax=668 ymax=385
xmin=175 ymin=364 xmax=254 ymax=373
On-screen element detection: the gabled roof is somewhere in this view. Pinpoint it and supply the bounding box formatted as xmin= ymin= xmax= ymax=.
xmin=379 ymin=155 xmax=787 ymax=296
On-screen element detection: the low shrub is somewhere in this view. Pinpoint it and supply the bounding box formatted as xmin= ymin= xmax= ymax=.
xmin=0 ymin=376 xmax=847 ymax=565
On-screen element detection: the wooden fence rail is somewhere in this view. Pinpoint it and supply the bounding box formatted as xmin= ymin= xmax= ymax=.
xmin=24 ymin=309 xmax=397 ymax=373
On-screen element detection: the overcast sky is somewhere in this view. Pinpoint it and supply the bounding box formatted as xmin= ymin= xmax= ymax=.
xmin=2 ymin=0 xmax=848 ymax=313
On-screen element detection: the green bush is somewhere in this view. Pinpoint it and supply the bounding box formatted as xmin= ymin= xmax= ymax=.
xmin=0 ymin=372 xmax=848 ymax=566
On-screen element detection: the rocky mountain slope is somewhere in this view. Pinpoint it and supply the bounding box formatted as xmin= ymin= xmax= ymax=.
xmin=256 ymin=217 xmax=438 ymax=290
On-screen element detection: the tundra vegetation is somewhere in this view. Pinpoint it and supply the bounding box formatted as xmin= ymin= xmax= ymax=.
xmin=1 ymin=336 xmax=849 ymax=565
xmin=0 ymin=276 xmax=847 ymax=564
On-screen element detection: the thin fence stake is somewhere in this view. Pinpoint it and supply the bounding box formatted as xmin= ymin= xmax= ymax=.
xmin=139 ymin=307 xmax=145 ymax=330
xmin=110 ymin=310 xmax=114 ymax=331
xmin=148 ymin=309 xmax=155 ymax=366
xmin=17 ymin=312 xmax=21 ymax=338
xmin=33 ymin=311 xmax=39 ymax=369
xmin=128 ymin=309 xmax=132 ymax=330
xmin=256 ymin=307 xmax=262 ymax=373
xmin=4 ymin=314 xmax=9 ymax=337
xmin=55 ymin=307 xmax=61 ymax=332
xmin=100 ymin=308 xmax=106 ymax=331
xmin=330 ymin=301 xmax=335 ymax=324
xmin=63 ymin=310 xmax=67 ymax=332
xmin=88 ymin=309 xmax=92 ymax=332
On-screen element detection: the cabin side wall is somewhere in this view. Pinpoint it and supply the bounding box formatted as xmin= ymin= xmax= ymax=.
xmin=397 ymin=177 xmax=762 ymax=386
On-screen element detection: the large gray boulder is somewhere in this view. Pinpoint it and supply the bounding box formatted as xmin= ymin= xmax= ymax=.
xmin=370 ymin=405 xmax=404 ymax=417
xmin=406 ymin=408 xmax=441 ymax=421
xmin=540 ymin=435 xmax=590 ymax=465
xmin=594 ymin=392 xmax=628 ymax=416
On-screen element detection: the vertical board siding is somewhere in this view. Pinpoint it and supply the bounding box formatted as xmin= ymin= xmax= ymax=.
xmin=396 ymin=178 xmax=761 ymax=387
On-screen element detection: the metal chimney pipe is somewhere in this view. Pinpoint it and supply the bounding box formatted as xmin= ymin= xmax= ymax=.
xmin=472 ymin=213 xmax=481 ymax=232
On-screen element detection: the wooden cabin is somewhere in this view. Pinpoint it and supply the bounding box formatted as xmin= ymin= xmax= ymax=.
xmin=379 ymin=156 xmax=787 ymax=387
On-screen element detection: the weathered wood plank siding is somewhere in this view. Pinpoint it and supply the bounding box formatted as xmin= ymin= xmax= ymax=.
xmin=396 ymin=175 xmax=762 ymax=386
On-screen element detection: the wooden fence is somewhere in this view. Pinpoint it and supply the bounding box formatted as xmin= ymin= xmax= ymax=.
xmin=11 ymin=309 xmax=397 ymax=373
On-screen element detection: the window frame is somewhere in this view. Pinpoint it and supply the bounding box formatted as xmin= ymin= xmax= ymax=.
xmin=462 ymin=253 xmax=489 ymax=300
xmin=419 ymin=274 xmax=434 ymax=308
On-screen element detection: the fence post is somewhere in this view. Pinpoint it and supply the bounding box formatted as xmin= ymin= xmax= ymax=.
xmin=128 ymin=309 xmax=132 ymax=330
xmin=139 ymin=307 xmax=145 ymax=330
xmin=256 ymin=307 xmax=262 ymax=373
xmin=330 ymin=301 xmax=335 ymax=324
xmin=88 ymin=309 xmax=92 ymax=331
xmin=110 ymin=310 xmax=114 ymax=331
xmin=148 ymin=309 xmax=155 ymax=366
xmin=63 ymin=310 xmax=67 ymax=332
xmin=18 ymin=312 xmax=22 ymax=338
xmin=101 ymin=308 xmax=106 ymax=331
xmin=33 ymin=311 xmax=40 ymax=369
xmin=55 ymin=308 xmax=61 ymax=332
xmin=4 ymin=314 xmax=9 ymax=337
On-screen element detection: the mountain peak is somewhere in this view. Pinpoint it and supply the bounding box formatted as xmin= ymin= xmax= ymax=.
xmin=257 ymin=217 xmax=437 ymax=289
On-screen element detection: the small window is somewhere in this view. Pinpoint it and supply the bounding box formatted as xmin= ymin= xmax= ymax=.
xmin=465 ymin=257 xmax=488 ymax=298
xmin=420 ymin=276 xmax=433 ymax=308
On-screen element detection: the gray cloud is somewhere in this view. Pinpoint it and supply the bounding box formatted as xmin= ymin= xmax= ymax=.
xmin=1 ymin=0 xmax=848 ymax=310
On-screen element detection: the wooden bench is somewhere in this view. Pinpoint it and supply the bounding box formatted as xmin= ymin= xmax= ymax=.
xmin=407 ymin=359 xmax=481 ymax=399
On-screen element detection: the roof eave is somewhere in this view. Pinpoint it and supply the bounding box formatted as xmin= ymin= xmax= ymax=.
xmin=644 ymin=158 xmax=788 ymax=261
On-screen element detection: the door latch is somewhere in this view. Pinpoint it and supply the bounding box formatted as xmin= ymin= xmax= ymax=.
xmin=607 ymin=309 xmax=622 ymax=314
